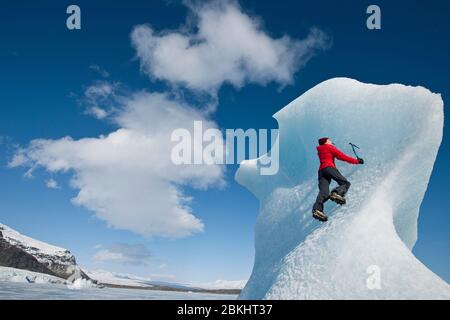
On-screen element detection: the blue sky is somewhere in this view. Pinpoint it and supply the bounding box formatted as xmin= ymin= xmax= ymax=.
xmin=1 ymin=0 xmax=449 ymax=286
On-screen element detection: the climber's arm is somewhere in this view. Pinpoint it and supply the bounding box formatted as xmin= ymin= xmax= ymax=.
xmin=331 ymin=145 xmax=360 ymax=164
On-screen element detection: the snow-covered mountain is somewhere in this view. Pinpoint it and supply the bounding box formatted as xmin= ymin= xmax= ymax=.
xmin=236 ymin=78 xmax=450 ymax=299
xmin=0 ymin=223 xmax=90 ymax=281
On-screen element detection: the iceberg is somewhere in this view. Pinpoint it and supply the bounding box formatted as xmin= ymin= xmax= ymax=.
xmin=236 ymin=78 xmax=449 ymax=299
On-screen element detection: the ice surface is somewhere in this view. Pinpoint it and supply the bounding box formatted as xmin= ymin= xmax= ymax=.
xmin=0 ymin=281 xmax=237 ymax=300
xmin=236 ymin=78 xmax=449 ymax=299
xmin=0 ymin=274 xmax=237 ymax=300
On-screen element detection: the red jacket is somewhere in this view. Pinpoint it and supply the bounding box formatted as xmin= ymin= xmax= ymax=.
xmin=317 ymin=144 xmax=359 ymax=170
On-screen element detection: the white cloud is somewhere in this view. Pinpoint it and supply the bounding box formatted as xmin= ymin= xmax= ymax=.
xmin=93 ymin=243 xmax=151 ymax=265
xmin=10 ymin=1 xmax=328 ymax=239
xmin=83 ymin=81 xmax=118 ymax=119
xmin=85 ymin=81 xmax=115 ymax=99
xmin=46 ymin=178 xmax=60 ymax=189
xmin=10 ymin=90 xmax=225 ymax=237
xmin=148 ymin=273 xmax=177 ymax=281
xmin=89 ymin=64 xmax=110 ymax=78
xmin=94 ymin=251 xmax=127 ymax=262
xmin=131 ymin=0 xmax=330 ymax=93
xmin=88 ymin=106 xmax=109 ymax=119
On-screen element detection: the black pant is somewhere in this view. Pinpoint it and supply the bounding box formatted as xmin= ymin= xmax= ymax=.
xmin=312 ymin=166 xmax=351 ymax=212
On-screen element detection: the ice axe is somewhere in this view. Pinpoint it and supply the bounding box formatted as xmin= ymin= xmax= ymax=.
xmin=349 ymin=142 xmax=361 ymax=159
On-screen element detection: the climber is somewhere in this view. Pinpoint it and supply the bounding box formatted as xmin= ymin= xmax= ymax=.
xmin=312 ymin=137 xmax=364 ymax=222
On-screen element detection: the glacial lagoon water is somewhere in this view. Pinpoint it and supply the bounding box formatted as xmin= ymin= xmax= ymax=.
xmin=0 ymin=281 xmax=237 ymax=300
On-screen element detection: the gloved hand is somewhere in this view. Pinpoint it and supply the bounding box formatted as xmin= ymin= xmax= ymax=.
xmin=358 ymin=158 xmax=364 ymax=164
